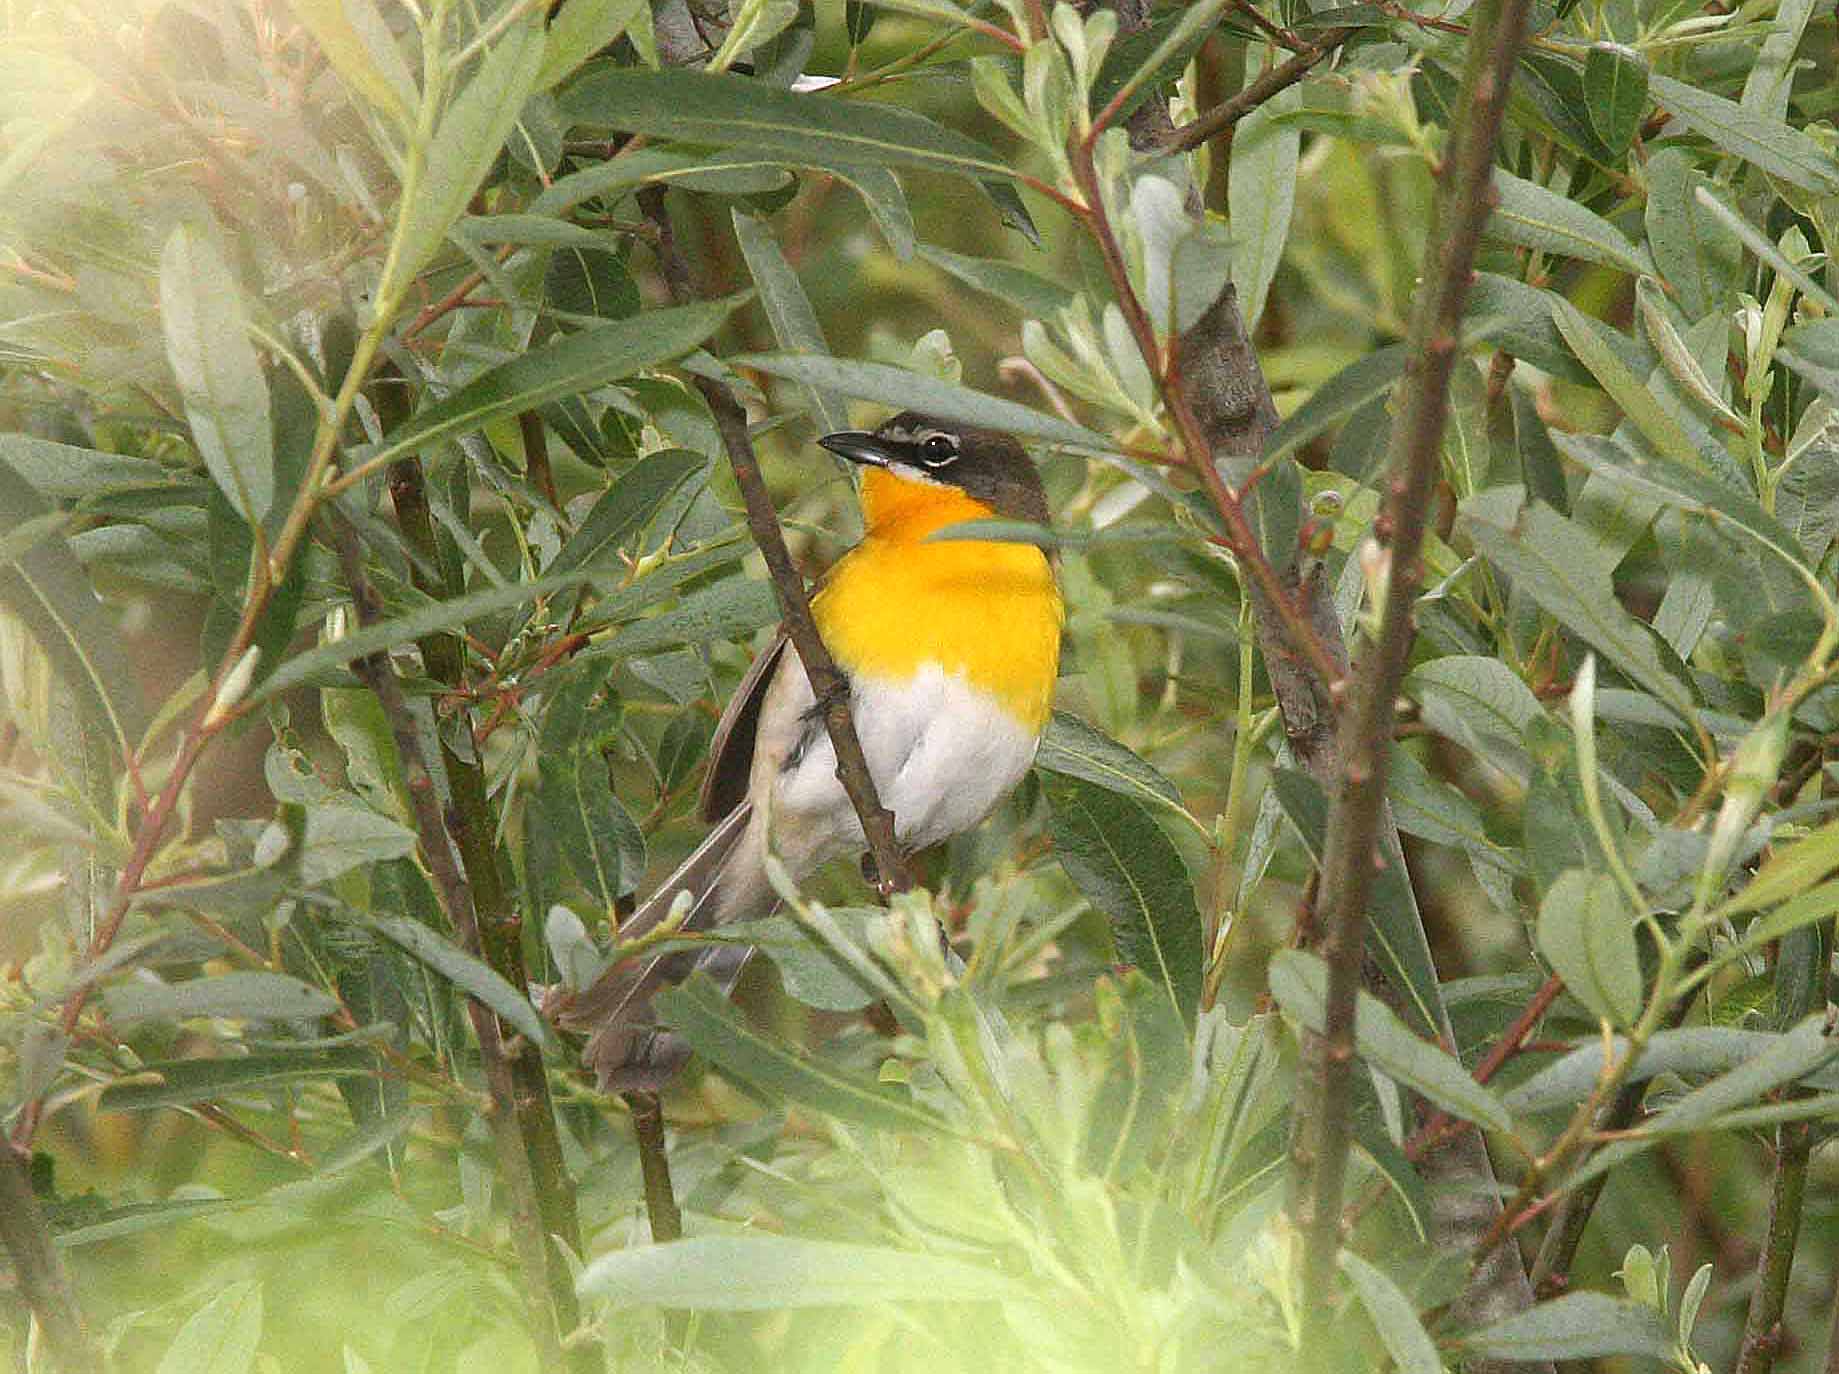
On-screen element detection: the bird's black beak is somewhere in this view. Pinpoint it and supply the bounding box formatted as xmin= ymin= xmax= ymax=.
xmin=817 ymin=430 xmax=897 ymax=468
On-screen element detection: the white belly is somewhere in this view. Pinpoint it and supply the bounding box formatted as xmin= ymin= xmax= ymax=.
xmin=753 ymin=660 xmax=1040 ymax=870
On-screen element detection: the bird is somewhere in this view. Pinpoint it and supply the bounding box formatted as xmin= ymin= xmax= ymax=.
xmin=554 ymin=412 xmax=1063 ymax=1093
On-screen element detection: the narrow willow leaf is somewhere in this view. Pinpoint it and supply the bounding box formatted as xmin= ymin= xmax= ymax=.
xmin=250 ymin=570 xmax=589 ymax=707
xmin=1459 ymin=1293 xmax=1673 ymax=1361
xmin=1582 ymin=43 xmax=1647 ymax=157
xmin=0 ymin=436 xmax=179 ymax=501
xmin=1036 ymin=710 xmax=1193 ymax=821
xmin=535 ymin=0 xmax=645 ymax=90
xmin=1268 ymin=950 xmax=1512 ymax=1132
xmin=1228 ymin=64 xmax=1299 ymax=331
xmin=360 ymin=913 xmax=558 ymax=1052
xmin=393 ymin=17 xmax=546 ymax=292
xmin=99 ymin=1048 xmax=377 ymax=1110
xmin=156 ymin=1281 xmax=263 ymax=1374
xmin=104 ymin=972 xmax=338 ymax=1024
xmin=1262 ymin=346 xmax=1406 ymax=462
xmin=561 ymin=69 xmax=1013 ymax=180
xmin=1339 ymin=1252 xmax=1442 ymax=1374
xmin=578 ymin=1234 xmax=1024 ymax=1307
xmin=732 ymin=211 xmax=847 ymax=433
xmin=367 ymin=299 xmax=739 ymax=472
xmin=285 ymin=0 xmax=416 ymax=126
xmin=0 ymin=462 xmax=148 ymax=760
xmin=550 ymin=448 xmax=709 ymax=577
xmin=917 ymin=244 xmax=1075 ymax=319
xmin=1458 ymin=488 xmax=1696 ymax=722
xmin=1719 ymin=815 xmax=1839 ymax=916
xmin=1644 ymin=149 xmax=1739 ymax=319
xmin=594 ymin=577 xmax=778 ymax=659
xmin=1567 ymin=1015 xmax=1839 ymax=1185
xmin=1505 ymin=1026 xmax=1798 ymax=1112
xmin=1487 ymin=168 xmax=1647 ymax=275
xmin=1742 ymin=0 xmax=1816 ymax=121
xmin=658 ymin=973 xmax=953 ymax=1134
xmin=733 ymin=353 xmax=1111 ymax=450
xmin=1045 ymin=774 xmax=1203 ymax=1023
xmin=1691 ymin=186 xmax=1839 ymax=314
xmin=1550 ymin=298 xmax=1707 ymax=473
xmin=1536 ymin=869 xmax=1642 ymax=1026
xmin=159 ymin=227 xmax=275 ymax=525
xmin=1649 ymin=75 xmax=1839 ymax=194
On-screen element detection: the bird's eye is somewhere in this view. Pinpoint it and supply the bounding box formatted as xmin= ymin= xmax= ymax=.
xmin=920 ymin=433 xmax=958 ymax=465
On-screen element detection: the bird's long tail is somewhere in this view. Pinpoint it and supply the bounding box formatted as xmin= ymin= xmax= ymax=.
xmin=553 ymin=802 xmax=775 ymax=1093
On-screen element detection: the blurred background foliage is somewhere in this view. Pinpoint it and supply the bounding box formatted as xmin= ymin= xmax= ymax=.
xmin=0 ymin=0 xmax=1836 ymax=1369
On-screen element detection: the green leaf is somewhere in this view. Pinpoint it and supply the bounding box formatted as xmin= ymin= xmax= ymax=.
xmin=248 ymin=569 xmax=587 ymax=707
xmin=0 ymin=436 xmax=181 ymax=501
xmin=1228 ymin=67 xmax=1299 ymax=331
xmin=561 ymin=69 xmax=1014 ymax=181
xmin=657 ymin=972 xmax=953 ymax=1134
xmin=0 ymin=462 xmax=148 ymax=762
xmin=1487 ymin=168 xmax=1647 ymax=275
xmin=1536 ymin=869 xmax=1642 ymax=1026
xmin=733 ymin=353 xmax=1111 ymax=451
xmin=1262 ymin=346 xmax=1406 ymax=462
xmin=533 ymin=148 xmax=794 ymax=216
xmin=299 ymin=804 xmax=418 ymax=885
xmin=1339 ymin=1252 xmax=1442 ymax=1374
xmin=732 ymin=211 xmax=847 ymax=434
xmin=1582 ymin=43 xmax=1647 ymax=157
xmin=366 ymin=300 xmax=739 ymax=473
xmin=1644 ymin=148 xmax=1739 ymax=320
xmin=718 ymin=910 xmax=884 ymax=1012
xmin=1718 ymin=815 xmax=1839 ymax=917
xmin=103 ymin=972 xmax=338 ymax=1025
xmin=1459 ymin=1293 xmax=1673 ymax=1361
xmin=1550 ymin=298 xmax=1709 ymax=475
xmin=535 ymin=0 xmax=644 ymax=90
xmin=545 ymin=244 xmax=638 ymax=321
xmin=284 ymin=0 xmax=416 ymax=126
xmin=156 ymin=1280 xmax=263 ymax=1374
xmin=1458 ymin=488 xmax=1696 ymax=723
xmin=550 ymin=448 xmax=709 ymax=577
xmin=536 ymin=661 xmax=643 ymax=906
xmin=159 ymin=227 xmax=275 ymax=525
xmin=1690 ymin=185 xmax=1839 ymax=315
xmin=578 ymin=1234 xmax=1024 ymax=1307
xmin=1649 ymin=74 xmax=1839 ymax=195
xmin=1506 ymin=1026 xmax=1796 ymax=1112
xmin=917 ymin=245 xmax=1075 ymax=320
xmin=1742 ymin=0 xmax=1817 ymax=122
xmin=99 ymin=1048 xmax=378 ymax=1111
xmin=393 ymin=16 xmax=546 ymax=292
xmin=1567 ymin=1015 xmax=1839 ymax=1185
xmin=1045 ymin=774 xmax=1203 ymax=1024
xmin=362 ymin=914 xmax=559 ymax=1052
xmin=1386 ymin=746 xmax=1521 ymax=875
xmin=1035 ymin=710 xmax=1194 ymax=824
xmin=594 ymin=577 xmax=779 ymax=659
xmin=1407 ymin=654 xmax=1541 ymax=780
xmin=1268 ymin=950 xmax=1512 ymax=1132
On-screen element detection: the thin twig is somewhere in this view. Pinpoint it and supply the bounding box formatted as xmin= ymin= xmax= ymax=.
xmin=1286 ymin=0 xmax=1531 ymax=1351
xmin=626 ymin=1090 xmax=683 ymax=1241
xmin=0 ymin=1145 xmax=106 ymax=1373
xmin=1160 ymin=28 xmax=1356 ymax=153
xmin=637 ymin=187 xmax=910 ymax=895
xmin=328 ymin=511 xmax=567 ymax=1369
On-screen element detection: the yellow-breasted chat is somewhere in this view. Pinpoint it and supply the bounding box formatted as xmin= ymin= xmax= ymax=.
xmin=555 ymin=411 xmax=1064 ymax=1092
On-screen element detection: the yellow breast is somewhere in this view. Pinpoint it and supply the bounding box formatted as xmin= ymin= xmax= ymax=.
xmin=813 ymin=469 xmax=1063 ymax=731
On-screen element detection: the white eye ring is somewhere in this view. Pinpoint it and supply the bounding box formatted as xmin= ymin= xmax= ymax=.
xmin=919 ymin=433 xmax=958 ymax=465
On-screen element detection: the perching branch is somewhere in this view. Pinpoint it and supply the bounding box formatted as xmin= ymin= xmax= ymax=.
xmin=1287 ymin=0 xmax=1531 ymax=1351
xmin=328 ymin=511 xmax=568 ymax=1369
xmin=636 ymin=187 xmax=910 ymax=896
xmin=0 ymin=1145 xmax=106 ymax=1373
xmin=1734 ymin=1116 xmax=1815 ymax=1374
xmin=627 ymin=1090 xmax=684 ymax=1242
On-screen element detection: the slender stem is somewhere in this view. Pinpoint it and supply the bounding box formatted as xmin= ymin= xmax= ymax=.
xmin=383 ymin=453 xmax=588 ymax=1363
xmin=626 ymin=1091 xmax=683 ymax=1242
xmin=1159 ymin=28 xmax=1355 ymax=153
xmin=638 ymin=188 xmax=910 ymax=895
xmin=0 ymin=1145 xmax=106 ymax=1373
xmin=1287 ymin=0 xmax=1531 ymax=1351
xmin=329 ymin=512 xmax=567 ymax=1368
xmin=1734 ymin=1117 xmax=1814 ymax=1374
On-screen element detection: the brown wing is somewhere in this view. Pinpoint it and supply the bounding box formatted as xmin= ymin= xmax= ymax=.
xmin=697 ymin=629 xmax=788 ymax=823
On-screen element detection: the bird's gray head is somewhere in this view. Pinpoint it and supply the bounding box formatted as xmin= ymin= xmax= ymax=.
xmin=817 ymin=412 xmax=1048 ymax=526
